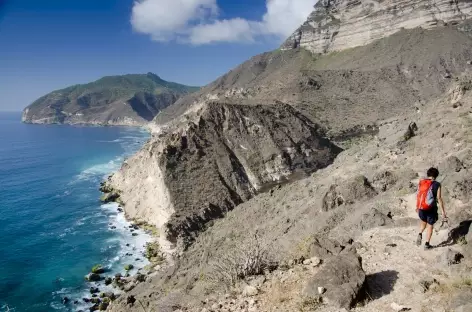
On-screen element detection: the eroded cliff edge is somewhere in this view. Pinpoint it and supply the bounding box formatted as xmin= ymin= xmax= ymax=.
xmin=282 ymin=0 xmax=472 ymax=53
xmin=108 ymin=102 xmax=342 ymax=249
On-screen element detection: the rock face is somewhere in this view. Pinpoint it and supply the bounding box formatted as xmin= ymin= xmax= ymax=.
xmin=282 ymin=0 xmax=472 ymax=53
xmin=110 ymin=101 xmax=341 ymax=247
xmin=22 ymin=73 xmax=199 ymax=126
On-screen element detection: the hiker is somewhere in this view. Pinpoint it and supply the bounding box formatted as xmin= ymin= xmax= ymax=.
xmin=416 ymin=167 xmax=447 ymax=249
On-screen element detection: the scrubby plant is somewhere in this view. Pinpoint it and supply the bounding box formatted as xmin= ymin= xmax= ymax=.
xmin=298 ymin=296 xmax=322 ymax=311
xmin=209 ymin=234 xmax=272 ymax=287
xmin=457 ymin=235 xmax=468 ymax=246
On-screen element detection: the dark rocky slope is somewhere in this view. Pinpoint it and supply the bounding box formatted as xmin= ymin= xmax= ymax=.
xmin=22 ymin=73 xmax=199 ymax=126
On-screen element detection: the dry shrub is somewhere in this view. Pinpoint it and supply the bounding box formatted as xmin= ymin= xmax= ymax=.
xmin=208 ymin=234 xmax=272 ymax=287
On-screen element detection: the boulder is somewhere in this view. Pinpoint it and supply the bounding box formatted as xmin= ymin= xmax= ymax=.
xmin=371 ymin=168 xmax=417 ymax=192
xmin=89 ymin=287 xmax=99 ymax=294
xmin=100 ymin=191 xmax=120 ymax=203
xmin=98 ymin=302 xmax=109 ymax=311
xmin=85 ymin=273 xmax=101 ymax=282
xmin=104 ymin=292 xmax=116 ymax=300
xmin=322 ymin=176 xmax=377 ymax=211
xmin=134 ymin=273 xmax=146 ymax=283
xmin=307 ymin=237 xmax=344 ymax=259
xmin=402 ymin=122 xmax=417 ymax=141
xmin=372 ymin=170 xmax=397 ymax=192
xmin=439 ymin=156 xmax=463 ymax=173
xmin=91 ymin=265 xmax=105 ymax=274
xmin=104 ymin=277 xmax=112 ymax=286
xmin=359 ymin=208 xmax=393 ymax=231
xmin=124 ymin=264 xmax=134 ymax=271
xmin=303 ymin=251 xmax=365 ymax=309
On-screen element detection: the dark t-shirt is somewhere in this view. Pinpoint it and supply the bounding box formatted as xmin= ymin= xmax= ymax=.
xmin=430 ymin=180 xmax=441 ymax=211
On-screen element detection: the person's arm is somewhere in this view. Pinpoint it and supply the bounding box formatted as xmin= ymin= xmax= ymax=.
xmin=437 ymin=186 xmax=447 ymax=218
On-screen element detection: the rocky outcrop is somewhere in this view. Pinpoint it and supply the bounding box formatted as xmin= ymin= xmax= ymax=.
xmin=22 ymin=73 xmax=199 ymax=126
xmin=110 ymin=101 xmax=342 ymax=248
xmin=303 ymin=251 xmax=366 ymax=309
xmin=282 ymin=0 xmax=472 ymax=53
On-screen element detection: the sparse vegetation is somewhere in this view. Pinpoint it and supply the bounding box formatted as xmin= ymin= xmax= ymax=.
xmin=208 ymin=235 xmax=272 ymax=287
xmin=458 ymin=236 xmax=468 ymax=246
xmin=298 ymin=296 xmax=322 ymax=311
xmin=144 ymin=242 xmax=165 ymax=264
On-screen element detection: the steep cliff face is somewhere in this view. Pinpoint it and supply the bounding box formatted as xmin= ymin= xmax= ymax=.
xmin=110 ymin=102 xmax=341 ymax=247
xmin=22 ymin=73 xmax=199 ymax=126
xmin=282 ymin=0 xmax=472 ymax=53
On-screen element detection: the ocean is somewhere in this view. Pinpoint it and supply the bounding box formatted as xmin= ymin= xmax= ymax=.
xmin=0 ymin=112 xmax=151 ymax=311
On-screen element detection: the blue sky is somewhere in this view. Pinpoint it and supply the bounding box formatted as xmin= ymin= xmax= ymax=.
xmin=0 ymin=0 xmax=315 ymax=111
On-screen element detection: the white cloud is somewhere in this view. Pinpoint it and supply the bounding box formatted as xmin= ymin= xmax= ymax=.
xmin=131 ymin=0 xmax=316 ymax=44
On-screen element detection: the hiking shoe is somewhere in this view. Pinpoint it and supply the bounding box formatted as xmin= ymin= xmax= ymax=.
xmin=424 ymin=242 xmax=433 ymax=250
xmin=416 ymin=233 xmax=422 ymax=246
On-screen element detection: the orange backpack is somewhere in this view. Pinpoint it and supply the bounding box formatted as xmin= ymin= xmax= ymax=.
xmin=416 ymin=179 xmax=435 ymax=210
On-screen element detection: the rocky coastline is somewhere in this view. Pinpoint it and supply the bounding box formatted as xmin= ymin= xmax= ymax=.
xmin=65 ymin=180 xmax=166 ymax=312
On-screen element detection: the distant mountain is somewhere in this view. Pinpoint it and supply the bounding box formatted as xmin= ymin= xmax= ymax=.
xmin=22 ymin=73 xmax=199 ymax=126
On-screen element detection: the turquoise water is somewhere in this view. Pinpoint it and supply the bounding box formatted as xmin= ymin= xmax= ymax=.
xmin=0 ymin=112 xmax=150 ymax=311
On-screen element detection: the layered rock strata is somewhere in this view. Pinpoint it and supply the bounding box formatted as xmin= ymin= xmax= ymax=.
xmin=282 ymin=0 xmax=472 ymax=53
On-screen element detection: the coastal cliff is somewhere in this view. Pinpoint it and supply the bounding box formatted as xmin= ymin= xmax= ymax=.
xmin=282 ymin=0 xmax=472 ymax=53
xmin=109 ymin=102 xmax=342 ymax=249
xmin=22 ymin=73 xmax=198 ymax=126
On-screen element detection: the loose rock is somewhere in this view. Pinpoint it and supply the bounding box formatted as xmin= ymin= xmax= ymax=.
xmin=242 ymin=285 xmax=258 ymax=297
xmin=390 ymin=302 xmax=411 ymax=311
xmin=303 ymin=251 xmax=365 ymax=309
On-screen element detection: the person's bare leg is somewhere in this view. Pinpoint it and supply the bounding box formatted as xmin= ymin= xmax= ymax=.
xmin=419 ymin=221 xmax=427 ymax=233
xmin=417 ymin=221 xmax=427 ymax=245
xmin=425 ymin=224 xmax=434 ymax=244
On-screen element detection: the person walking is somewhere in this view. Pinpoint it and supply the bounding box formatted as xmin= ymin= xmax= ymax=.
xmin=416 ymin=167 xmax=447 ymax=249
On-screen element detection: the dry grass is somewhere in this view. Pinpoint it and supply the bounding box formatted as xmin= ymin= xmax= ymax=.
xmin=208 ymin=235 xmax=272 ymax=287
xmin=298 ymin=296 xmax=322 ymax=312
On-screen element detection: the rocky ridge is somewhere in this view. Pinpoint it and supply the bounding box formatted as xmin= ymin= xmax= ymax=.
xmin=22 ymin=73 xmax=198 ymax=126
xmin=282 ymin=0 xmax=472 ymax=53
